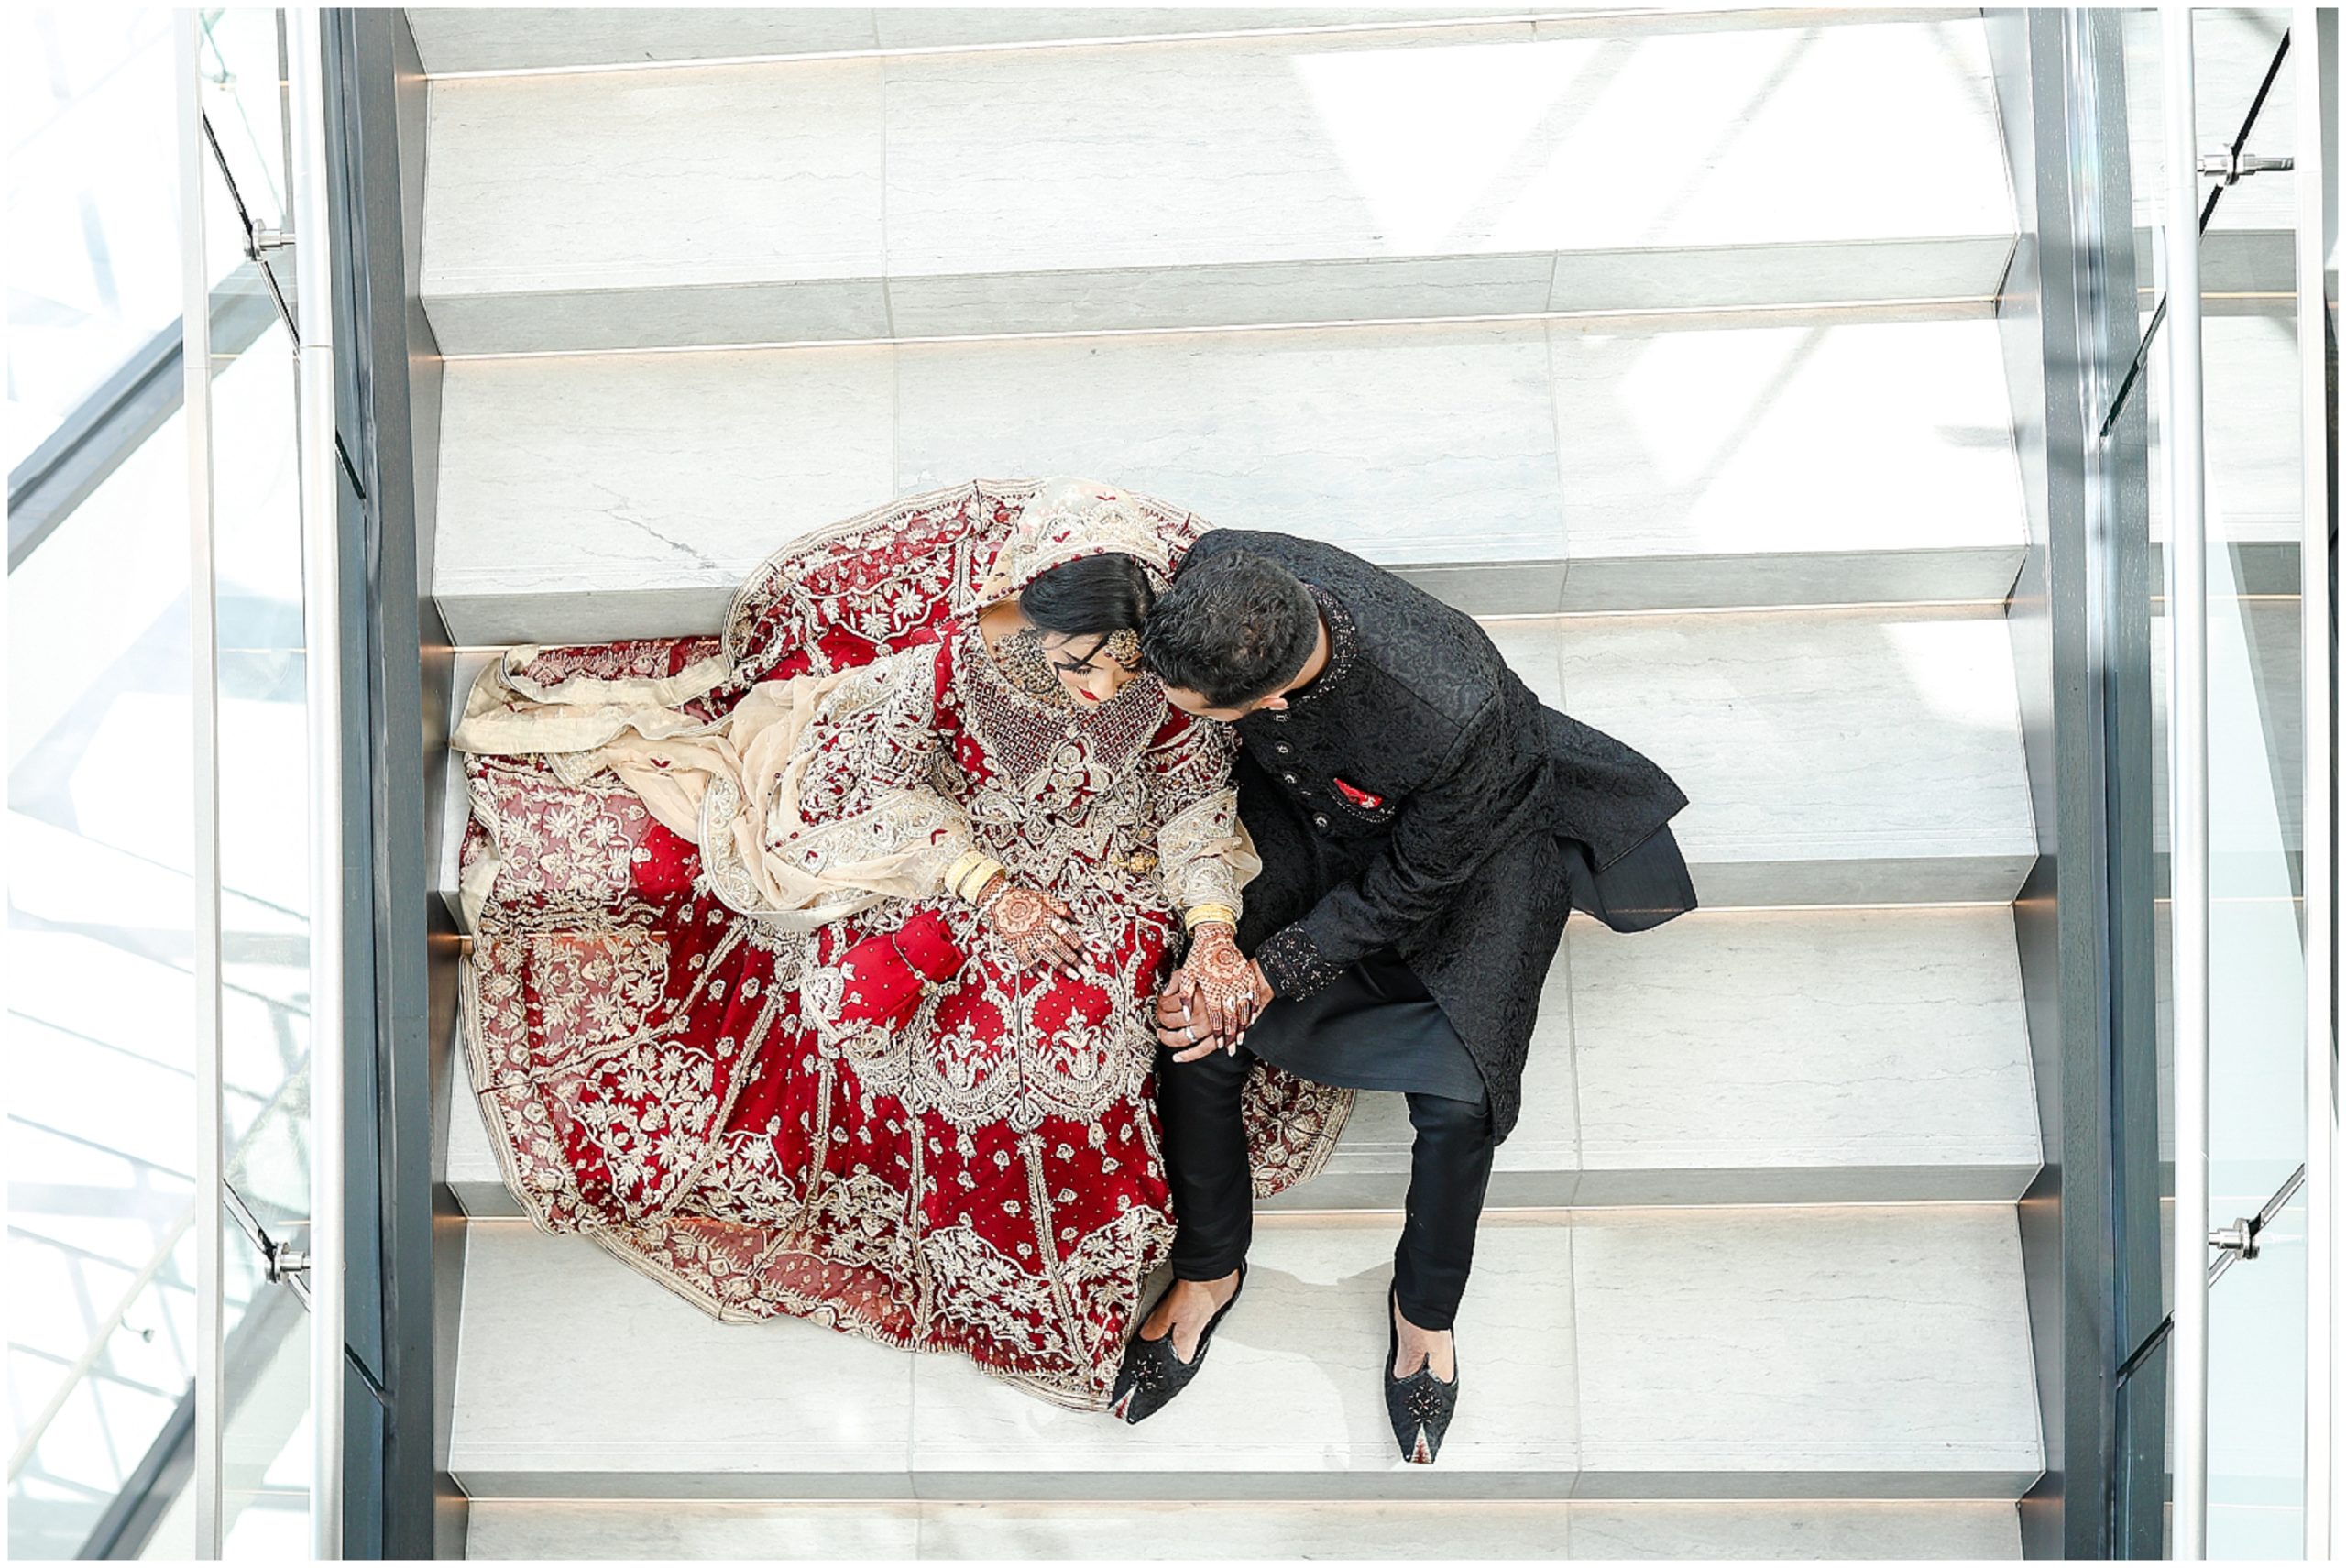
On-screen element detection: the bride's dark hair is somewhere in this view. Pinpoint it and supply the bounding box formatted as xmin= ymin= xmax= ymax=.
xmin=1018 ymin=552 xmax=1156 ymax=637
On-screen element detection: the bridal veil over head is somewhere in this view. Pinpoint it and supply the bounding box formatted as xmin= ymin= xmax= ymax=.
xmin=975 ymin=476 xmax=1174 ymax=607
xmin=448 ymin=478 xmax=1183 ymax=929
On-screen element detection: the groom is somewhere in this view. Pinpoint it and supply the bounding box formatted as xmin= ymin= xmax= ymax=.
xmin=1113 ymin=529 xmax=1695 ymax=1462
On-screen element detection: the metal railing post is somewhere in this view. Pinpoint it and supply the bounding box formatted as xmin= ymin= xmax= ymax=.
xmin=2161 ymin=7 xmax=2212 ymax=1559
xmin=176 ymin=11 xmax=225 ymax=1559
xmin=2296 ymin=8 xmax=2338 ymax=1558
xmin=284 ymin=7 xmax=345 ymax=1557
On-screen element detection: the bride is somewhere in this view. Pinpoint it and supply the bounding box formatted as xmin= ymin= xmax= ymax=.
xmin=452 ymin=477 xmax=1348 ymax=1409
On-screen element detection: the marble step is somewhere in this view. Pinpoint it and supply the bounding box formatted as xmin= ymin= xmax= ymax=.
xmin=418 ymin=16 xmax=2016 ymax=352
xmin=435 ymin=605 xmax=2035 ymax=931
xmin=443 ymin=905 xmax=2039 ymax=1219
xmin=464 ymin=1496 xmax=2023 ymax=1559
xmin=411 ymin=6 xmax=1960 ymax=75
xmin=448 ymin=1206 xmax=2044 ymax=1499
xmin=430 ymin=308 xmax=2029 ymax=646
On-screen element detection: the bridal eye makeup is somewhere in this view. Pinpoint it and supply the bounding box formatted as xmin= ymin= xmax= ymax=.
xmin=1039 ymin=631 xmax=1142 ymax=704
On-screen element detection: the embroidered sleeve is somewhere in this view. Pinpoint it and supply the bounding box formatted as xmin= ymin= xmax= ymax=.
xmin=1255 ymin=925 xmax=1344 ymax=1000
xmin=1142 ymin=712 xmax=1259 ymax=918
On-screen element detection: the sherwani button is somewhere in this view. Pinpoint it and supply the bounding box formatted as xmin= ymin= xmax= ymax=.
xmin=1313 ymin=814 xmax=1329 ymax=828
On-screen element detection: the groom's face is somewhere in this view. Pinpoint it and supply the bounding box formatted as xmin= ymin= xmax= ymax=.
xmin=1159 ymin=685 xmax=1289 ymax=726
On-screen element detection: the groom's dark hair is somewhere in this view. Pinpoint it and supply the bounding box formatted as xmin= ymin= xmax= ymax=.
xmin=1141 ymin=548 xmax=1319 ymax=708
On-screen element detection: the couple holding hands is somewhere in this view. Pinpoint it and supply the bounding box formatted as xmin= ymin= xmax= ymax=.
xmin=455 ymin=477 xmax=1689 ymax=1464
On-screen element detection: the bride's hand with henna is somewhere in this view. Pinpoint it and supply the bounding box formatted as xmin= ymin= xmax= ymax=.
xmin=1165 ymin=924 xmax=1271 ymax=1060
xmin=972 ymin=875 xmax=1086 ymax=978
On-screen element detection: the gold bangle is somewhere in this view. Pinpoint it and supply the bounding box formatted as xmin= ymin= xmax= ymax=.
xmin=945 ymin=850 xmax=991 ymax=899
xmin=950 ymin=854 xmax=1005 ymax=904
xmin=1183 ymin=904 xmax=1240 ymax=933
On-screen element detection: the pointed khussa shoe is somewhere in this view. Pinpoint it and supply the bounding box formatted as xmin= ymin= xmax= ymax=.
xmin=1384 ymin=1287 xmax=1461 ymax=1464
xmin=1109 ymin=1265 xmax=1246 ymax=1424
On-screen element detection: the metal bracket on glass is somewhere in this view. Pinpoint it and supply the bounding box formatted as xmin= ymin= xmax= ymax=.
xmin=265 ymin=1239 xmax=311 ymax=1284
xmin=246 ymin=225 xmax=293 ymax=258
xmin=2208 ymin=1218 xmax=2262 ymax=1261
xmin=2196 ymin=148 xmax=2295 ymax=183
xmin=2206 ymin=1164 xmax=2308 ymax=1289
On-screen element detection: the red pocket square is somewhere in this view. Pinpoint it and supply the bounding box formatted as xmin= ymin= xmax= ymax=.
xmin=1332 ymin=777 xmax=1386 ymax=810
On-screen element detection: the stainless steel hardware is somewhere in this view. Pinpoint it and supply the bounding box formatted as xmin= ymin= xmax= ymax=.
xmin=2196 ymin=148 xmax=2296 ymax=182
xmin=2209 ymin=1219 xmax=2260 ymax=1261
xmin=2208 ymin=1165 xmax=2310 ymax=1291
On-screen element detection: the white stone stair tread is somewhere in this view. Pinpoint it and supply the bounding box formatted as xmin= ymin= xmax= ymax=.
xmin=2146 ymin=313 xmax=2305 ymax=546
xmin=462 ymin=1496 xmax=2022 ymax=1558
xmin=434 ymin=610 xmax=2034 ymax=938
xmin=1561 ymin=908 xmax=2038 ymax=1201
xmin=437 ymin=609 xmax=2032 ymax=945
xmin=451 ymin=1207 xmax=2042 ymax=1497
xmin=420 ymin=18 xmax=2015 ymax=348
xmin=1288 ymin=905 xmax=2042 ymax=1208
xmin=1549 ymin=607 xmax=2036 ymax=905
xmin=447 ymin=905 xmax=2038 ymax=1216
xmin=430 ymin=311 xmax=2027 ymax=644
xmin=409 ymin=6 xmax=1567 ymax=72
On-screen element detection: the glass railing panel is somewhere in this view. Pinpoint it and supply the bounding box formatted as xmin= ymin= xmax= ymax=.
xmin=216 ymin=1234 xmax=310 ymax=1559
xmin=2129 ymin=7 xmax=2310 ymax=1557
xmin=2208 ymin=1183 xmax=2312 ymax=1553
xmin=208 ymin=291 xmax=311 ymax=1239
xmin=2194 ymin=9 xmax=2307 ymax=1550
xmin=193 ymin=10 xmax=291 ymax=260
xmin=195 ymin=7 xmax=317 ymax=1549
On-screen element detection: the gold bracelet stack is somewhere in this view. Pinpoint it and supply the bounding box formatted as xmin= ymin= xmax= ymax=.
xmin=946 ymin=850 xmax=1007 ymax=904
xmin=1183 ymin=903 xmax=1240 ymax=933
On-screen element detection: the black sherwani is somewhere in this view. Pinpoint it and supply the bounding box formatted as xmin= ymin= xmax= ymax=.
xmin=1196 ymin=529 xmax=1694 ymax=1141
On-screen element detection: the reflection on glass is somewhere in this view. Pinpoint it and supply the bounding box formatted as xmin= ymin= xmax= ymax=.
xmin=8 ymin=5 xmax=315 ymax=1553
xmin=4 ymin=8 xmax=183 ymax=467
xmin=5 ymin=380 xmax=202 ymax=1557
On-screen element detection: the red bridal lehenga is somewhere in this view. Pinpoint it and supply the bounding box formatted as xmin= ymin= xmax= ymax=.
xmin=454 ymin=478 xmax=1349 ymax=1409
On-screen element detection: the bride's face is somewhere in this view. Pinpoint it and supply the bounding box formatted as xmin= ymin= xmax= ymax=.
xmin=1036 ymin=630 xmax=1142 ymax=707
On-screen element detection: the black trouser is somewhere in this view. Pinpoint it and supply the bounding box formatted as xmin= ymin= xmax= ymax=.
xmin=1158 ymin=1044 xmax=1497 ymax=1332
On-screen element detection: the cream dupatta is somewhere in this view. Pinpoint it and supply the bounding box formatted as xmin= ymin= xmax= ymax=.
xmin=451 ymin=645 xmax=970 ymax=934
xmin=449 ymin=477 xmax=1209 ymax=934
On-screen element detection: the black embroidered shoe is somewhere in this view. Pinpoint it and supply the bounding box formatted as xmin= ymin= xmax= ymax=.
xmin=1384 ymin=1287 xmax=1460 ymax=1464
xmin=1109 ymin=1266 xmax=1246 ymax=1424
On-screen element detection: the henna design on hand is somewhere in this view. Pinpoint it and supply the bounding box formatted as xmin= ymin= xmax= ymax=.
xmin=978 ymin=881 xmax=1080 ymax=972
xmin=1182 ymin=925 xmax=1264 ymax=1044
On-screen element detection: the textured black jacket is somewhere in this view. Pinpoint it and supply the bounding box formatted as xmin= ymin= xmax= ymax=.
xmin=1192 ymin=529 xmax=1694 ymax=1139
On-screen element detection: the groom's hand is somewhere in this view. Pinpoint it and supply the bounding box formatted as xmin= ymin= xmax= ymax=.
xmin=1157 ymin=979 xmax=1229 ymax=1063
xmin=1160 ymin=930 xmax=1274 ymax=1062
